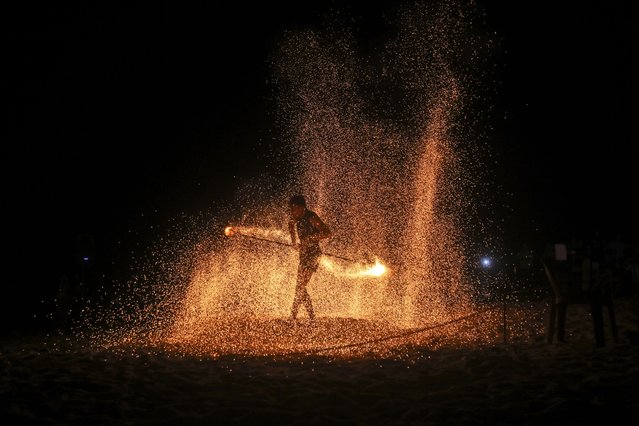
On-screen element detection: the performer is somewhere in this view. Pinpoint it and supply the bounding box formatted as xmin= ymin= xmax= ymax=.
xmin=287 ymin=194 xmax=332 ymax=323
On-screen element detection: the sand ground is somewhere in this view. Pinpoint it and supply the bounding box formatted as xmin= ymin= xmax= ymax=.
xmin=2 ymin=295 xmax=639 ymax=425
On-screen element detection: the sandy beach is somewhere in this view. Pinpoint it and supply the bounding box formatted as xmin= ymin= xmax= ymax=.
xmin=2 ymin=293 xmax=639 ymax=425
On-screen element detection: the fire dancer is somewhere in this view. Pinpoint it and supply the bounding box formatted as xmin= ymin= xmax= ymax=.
xmin=288 ymin=194 xmax=332 ymax=324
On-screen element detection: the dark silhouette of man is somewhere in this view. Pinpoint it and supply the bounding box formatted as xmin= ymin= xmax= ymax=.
xmin=288 ymin=194 xmax=332 ymax=324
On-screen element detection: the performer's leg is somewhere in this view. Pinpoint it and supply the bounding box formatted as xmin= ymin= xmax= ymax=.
xmin=291 ymin=266 xmax=309 ymax=319
xmin=291 ymin=267 xmax=314 ymax=320
xmin=302 ymin=274 xmax=315 ymax=321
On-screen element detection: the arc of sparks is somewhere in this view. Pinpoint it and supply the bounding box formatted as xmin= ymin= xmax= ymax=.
xmin=224 ymin=226 xmax=387 ymax=277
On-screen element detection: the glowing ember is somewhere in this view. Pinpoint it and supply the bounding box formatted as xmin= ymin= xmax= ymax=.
xmin=224 ymin=226 xmax=235 ymax=237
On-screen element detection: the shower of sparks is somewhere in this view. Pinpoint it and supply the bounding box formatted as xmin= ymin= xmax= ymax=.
xmin=72 ymin=1 xmax=538 ymax=360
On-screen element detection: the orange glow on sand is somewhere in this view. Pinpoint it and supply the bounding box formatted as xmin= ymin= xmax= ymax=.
xmin=82 ymin=2 xmax=533 ymax=360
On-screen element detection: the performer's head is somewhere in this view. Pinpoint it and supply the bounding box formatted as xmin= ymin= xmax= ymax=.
xmin=289 ymin=194 xmax=306 ymax=219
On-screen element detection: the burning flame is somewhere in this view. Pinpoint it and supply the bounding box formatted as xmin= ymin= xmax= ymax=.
xmin=320 ymin=257 xmax=388 ymax=278
xmin=361 ymin=259 xmax=387 ymax=277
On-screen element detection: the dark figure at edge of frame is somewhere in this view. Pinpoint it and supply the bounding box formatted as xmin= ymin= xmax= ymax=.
xmin=288 ymin=194 xmax=332 ymax=324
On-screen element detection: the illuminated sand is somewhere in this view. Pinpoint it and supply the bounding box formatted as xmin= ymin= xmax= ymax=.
xmin=96 ymin=298 xmax=546 ymax=360
xmin=186 ymin=305 xmax=544 ymax=358
xmin=88 ymin=1 xmax=513 ymax=358
xmin=6 ymin=295 xmax=639 ymax=425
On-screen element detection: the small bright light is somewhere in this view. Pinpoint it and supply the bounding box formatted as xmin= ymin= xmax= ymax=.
xmin=481 ymin=257 xmax=492 ymax=268
xmin=224 ymin=226 xmax=235 ymax=237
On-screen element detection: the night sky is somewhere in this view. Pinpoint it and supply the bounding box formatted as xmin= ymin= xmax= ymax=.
xmin=4 ymin=1 xmax=637 ymax=324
